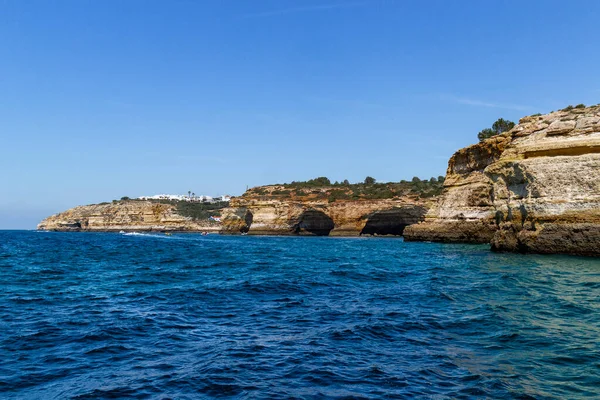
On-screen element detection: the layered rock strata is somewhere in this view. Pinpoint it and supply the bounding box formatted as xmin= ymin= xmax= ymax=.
xmin=405 ymin=105 xmax=600 ymax=256
xmin=221 ymin=195 xmax=429 ymax=236
xmin=37 ymin=201 xmax=220 ymax=232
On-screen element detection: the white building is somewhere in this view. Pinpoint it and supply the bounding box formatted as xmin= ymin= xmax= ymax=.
xmin=137 ymin=194 xmax=188 ymax=201
xmin=136 ymin=194 xmax=231 ymax=203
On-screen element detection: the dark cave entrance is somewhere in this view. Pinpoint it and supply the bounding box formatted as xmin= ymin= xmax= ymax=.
xmin=360 ymin=207 xmax=426 ymax=236
xmin=292 ymin=210 xmax=334 ymax=236
xmin=240 ymin=210 xmax=253 ymax=233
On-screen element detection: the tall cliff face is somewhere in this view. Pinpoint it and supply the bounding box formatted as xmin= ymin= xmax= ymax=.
xmin=405 ymin=105 xmax=600 ymax=256
xmin=403 ymin=135 xmax=511 ymax=243
xmin=37 ymin=201 xmax=220 ymax=232
xmin=221 ymin=190 xmax=431 ymax=236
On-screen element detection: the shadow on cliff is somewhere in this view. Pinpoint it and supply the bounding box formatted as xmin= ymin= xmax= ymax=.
xmin=361 ymin=207 xmax=427 ymax=236
xmin=291 ymin=210 xmax=334 ymax=236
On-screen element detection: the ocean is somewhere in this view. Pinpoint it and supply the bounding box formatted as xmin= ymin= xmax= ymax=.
xmin=0 ymin=231 xmax=599 ymax=399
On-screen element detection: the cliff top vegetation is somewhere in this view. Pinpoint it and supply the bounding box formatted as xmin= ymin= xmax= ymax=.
xmin=245 ymin=176 xmax=445 ymax=202
xmin=477 ymin=118 xmax=516 ymax=142
xmin=105 ymin=198 xmax=229 ymax=220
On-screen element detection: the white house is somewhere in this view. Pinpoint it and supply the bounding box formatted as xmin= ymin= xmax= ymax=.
xmin=136 ymin=194 xmax=231 ymax=203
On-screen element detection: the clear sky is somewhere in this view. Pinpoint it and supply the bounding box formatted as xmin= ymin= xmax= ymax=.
xmin=1 ymin=0 xmax=599 ymax=229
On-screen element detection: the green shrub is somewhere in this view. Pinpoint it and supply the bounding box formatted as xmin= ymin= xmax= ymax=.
xmin=282 ymin=177 xmax=332 ymax=188
xmin=477 ymin=118 xmax=516 ymax=142
xmin=248 ymin=176 xmax=445 ymax=201
xmin=175 ymin=201 xmax=229 ymax=220
xmin=575 ymin=103 xmax=586 ymax=109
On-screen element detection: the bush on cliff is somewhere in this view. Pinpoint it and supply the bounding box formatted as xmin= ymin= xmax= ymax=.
xmin=142 ymin=199 xmax=228 ymax=220
xmin=285 ymin=177 xmax=331 ymax=187
xmin=175 ymin=201 xmax=229 ymax=220
xmin=477 ymin=118 xmax=515 ymax=142
xmin=254 ymin=176 xmax=445 ymax=202
xmin=328 ymin=189 xmax=351 ymax=203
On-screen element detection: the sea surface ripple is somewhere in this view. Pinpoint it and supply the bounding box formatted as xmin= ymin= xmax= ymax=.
xmin=0 ymin=231 xmax=599 ymax=399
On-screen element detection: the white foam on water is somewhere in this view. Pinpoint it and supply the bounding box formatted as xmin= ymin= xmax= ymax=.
xmin=121 ymin=232 xmax=168 ymax=239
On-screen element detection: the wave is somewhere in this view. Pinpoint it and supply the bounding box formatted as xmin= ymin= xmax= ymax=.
xmin=120 ymin=232 xmax=177 ymax=239
xmin=2 ymin=230 xmax=598 ymax=399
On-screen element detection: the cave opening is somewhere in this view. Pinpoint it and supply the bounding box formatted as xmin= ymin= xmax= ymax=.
xmin=360 ymin=207 xmax=426 ymax=236
xmin=292 ymin=210 xmax=334 ymax=236
xmin=240 ymin=211 xmax=253 ymax=233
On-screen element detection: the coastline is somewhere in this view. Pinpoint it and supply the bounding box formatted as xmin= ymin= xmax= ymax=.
xmin=36 ymin=105 xmax=600 ymax=257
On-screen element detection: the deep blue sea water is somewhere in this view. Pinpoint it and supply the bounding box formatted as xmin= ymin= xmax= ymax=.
xmin=0 ymin=231 xmax=599 ymax=399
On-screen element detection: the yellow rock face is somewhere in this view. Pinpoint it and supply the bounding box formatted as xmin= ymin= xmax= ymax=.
xmin=405 ymin=105 xmax=600 ymax=255
xmin=221 ymin=196 xmax=432 ymax=236
xmin=37 ymin=201 xmax=220 ymax=232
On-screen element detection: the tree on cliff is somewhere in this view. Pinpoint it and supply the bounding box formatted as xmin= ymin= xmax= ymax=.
xmin=478 ymin=118 xmax=515 ymax=142
xmin=364 ymin=176 xmax=376 ymax=185
xmin=306 ymin=177 xmax=330 ymax=186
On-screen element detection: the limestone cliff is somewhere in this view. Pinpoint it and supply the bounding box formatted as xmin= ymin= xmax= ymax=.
xmin=405 ymin=105 xmax=600 ymax=256
xmin=221 ymin=186 xmax=433 ymax=236
xmin=37 ymin=201 xmax=221 ymax=232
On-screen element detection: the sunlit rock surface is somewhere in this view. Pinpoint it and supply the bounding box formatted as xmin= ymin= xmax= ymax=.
xmin=37 ymin=201 xmax=220 ymax=232
xmin=221 ymin=194 xmax=429 ymax=236
xmin=405 ymin=105 xmax=600 ymax=256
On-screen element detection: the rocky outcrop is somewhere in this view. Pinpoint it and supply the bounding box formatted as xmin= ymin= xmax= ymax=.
xmin=405 ymin=105 xmax=600 ymax=256
xmin=37 ymin=201 xmax=221 ymax=232
xmin=404 ymin=135 xmax=510 ymax=243
xmin=38 ymin=186 xmax=435 ymax=236
xmin=221 ymin=193 xmax=430 ymax=236
xmin=38 ymin=105 xmax=599 ymax=254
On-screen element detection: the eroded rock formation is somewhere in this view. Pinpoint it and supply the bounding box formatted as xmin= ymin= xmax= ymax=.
xmin=221 ymin=194 xmax=429 ymax=236
xmin=291 ymin=210 xmax=335 ymax=236
xmin=405 ymin=105 xmax=600 ymax=256
xmin=38 ymin=105 xmax=599 ymax=255
xmin=37 ymin=201 xmax=221 ymax=232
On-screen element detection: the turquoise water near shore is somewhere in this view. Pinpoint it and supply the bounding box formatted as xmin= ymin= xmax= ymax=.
xmin=1 ymin=231 xmax=599 ymax=399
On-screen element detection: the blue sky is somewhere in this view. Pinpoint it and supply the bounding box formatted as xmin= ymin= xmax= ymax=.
xmin=1 ymin=0 xmax=599 ymax=229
